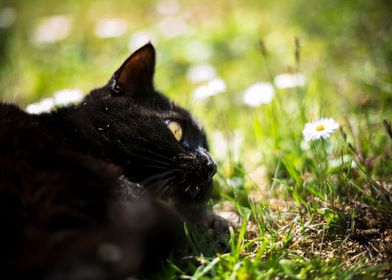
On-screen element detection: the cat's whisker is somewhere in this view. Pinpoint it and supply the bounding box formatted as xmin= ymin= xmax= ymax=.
xmin=156 ymin=167 xmax=183 ymax=173
xmin=127 ymin=153 xmax=172 ymax=167
xmin=138 ymin=163 xmax=183 ymax=174
xmin=184 ymin=184 xmax=192 ymax=193
xmin=148 ymin=176 xmax=176 ymax=198
xmin=141 ymin=171 xmax=177 ymax=189
xmin=146 ymin=152 xmax=175 ymax=163
xmin=147 ymin=172 xmax=177 ymax=194
xmin=139 ymin=164 xmax=169 ymax=171
xmin=195 ymin=185 xmax=207 ymax=201
xmin=156 ymin=182 xmax=173 ymax=198
xmin=175 ymin=177 xmax=187 ymax=187
xmin=130 ymin=146 xmax=176 ymax=163
xmin=141 ymin=172 xmax=172 ymax=186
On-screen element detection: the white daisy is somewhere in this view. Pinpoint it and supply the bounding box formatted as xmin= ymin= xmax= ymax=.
xmin=193 ymin=78 xmax=226 ymax=101
xmin=211 ymin=130 xmax=243 ymax=160
xmin=128 ymin=31 xmax=156 ymax=51
xmin=26 ymin=88 xmax=84 ymax=114
xmin=155 ymin=0 xmax=180 ymax=16
xmin=274 ymin=73 xmax=305 ymax=89
xmin=32 ymin=15 xmax=72 ymax=43
xmin=53 ymin=88 xmax=84 ymax=106
xmin=243 ymin=82 xmax=275 ymax=107
xmin=26 ymin=98 xmax=55 ymax=114
xmin=302 ymin=118 xmax=340 ymax=142
xmin=95 ymin=18 xmax=127 ymax=38
xmin=187 ymin=64 xmax=216 ymax=83
xmin=184 ymin=40 xmax=212 ymax=63
xmin=157 ymin=17 xmax=188 ymax=38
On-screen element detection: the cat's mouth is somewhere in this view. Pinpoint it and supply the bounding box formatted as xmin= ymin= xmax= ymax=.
xmin=182 ymin=178 xmax=214 ymax=201
xmin=138 ymin=149 xmax=217 ymax=202
xmin=174 ymin=149 xmax=216 ymax=201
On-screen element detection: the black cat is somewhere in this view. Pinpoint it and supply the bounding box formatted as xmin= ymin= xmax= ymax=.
xmin=0 ymin=44 xmax=218 ymax=279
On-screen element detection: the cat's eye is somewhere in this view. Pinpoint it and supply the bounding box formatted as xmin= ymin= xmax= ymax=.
xmin=166 ymin=120 xmax=183 ymax=142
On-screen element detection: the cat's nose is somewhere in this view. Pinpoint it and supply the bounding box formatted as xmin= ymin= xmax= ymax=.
xmin=198 ymin=148 xmax=217 ymax=180
xmin=206 ymin=158 xmax=217 ymax=179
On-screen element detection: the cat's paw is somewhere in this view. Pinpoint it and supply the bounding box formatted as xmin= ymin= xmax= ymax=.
xmin=205 ymin=213 xmax=230 ymax=239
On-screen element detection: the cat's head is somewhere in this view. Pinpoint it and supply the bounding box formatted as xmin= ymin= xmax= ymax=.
xmin=82 ymin=44 xmax=216 ymax=204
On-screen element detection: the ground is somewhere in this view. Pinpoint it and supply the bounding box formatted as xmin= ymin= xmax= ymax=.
xmin=0 ymin=0 xmax=391 ymax=278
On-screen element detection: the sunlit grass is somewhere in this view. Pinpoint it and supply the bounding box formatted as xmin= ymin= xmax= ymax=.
xmin=1 ymin=0 xmax=391 ymax=278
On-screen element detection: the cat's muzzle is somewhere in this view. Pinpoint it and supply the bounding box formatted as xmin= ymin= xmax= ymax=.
xmin=198 ymin=147 xmax=217 ymax=181
xmin=176 ymin=148 xmax=217 ymax=200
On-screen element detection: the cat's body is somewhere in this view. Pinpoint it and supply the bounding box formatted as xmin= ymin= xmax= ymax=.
xmin=0 ymin=44 xmax=217 ymax=279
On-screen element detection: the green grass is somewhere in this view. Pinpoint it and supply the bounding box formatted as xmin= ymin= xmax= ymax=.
xmin=1 ymin=0 xmax=391 ymax=278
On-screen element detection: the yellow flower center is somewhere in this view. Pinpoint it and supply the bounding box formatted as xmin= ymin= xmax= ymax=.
xmin=316 ymin=125 xmax=325 ymax=131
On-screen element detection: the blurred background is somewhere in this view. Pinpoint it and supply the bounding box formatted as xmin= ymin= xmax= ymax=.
xmin=2 ymin=2 xmax=392 ymax=276
xmin=0 ymin=0 xmax=391 ymax=184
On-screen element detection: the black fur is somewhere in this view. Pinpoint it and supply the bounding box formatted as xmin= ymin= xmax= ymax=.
xmin=0 ymin=44 xmax=217 ymax=279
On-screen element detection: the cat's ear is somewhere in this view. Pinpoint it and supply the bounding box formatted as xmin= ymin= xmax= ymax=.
xmin=110 ymin=43 xmax=156 ymax=98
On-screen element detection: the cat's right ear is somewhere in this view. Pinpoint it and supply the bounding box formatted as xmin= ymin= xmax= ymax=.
xmin=110 ymin=43 xmax=156 ymax=99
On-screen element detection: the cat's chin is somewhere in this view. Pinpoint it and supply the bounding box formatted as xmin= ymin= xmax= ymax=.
xmin=149 ymin=181 xmax=212 ymax=208
xmin=180 ymin=179 xmax=213 ymax=204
